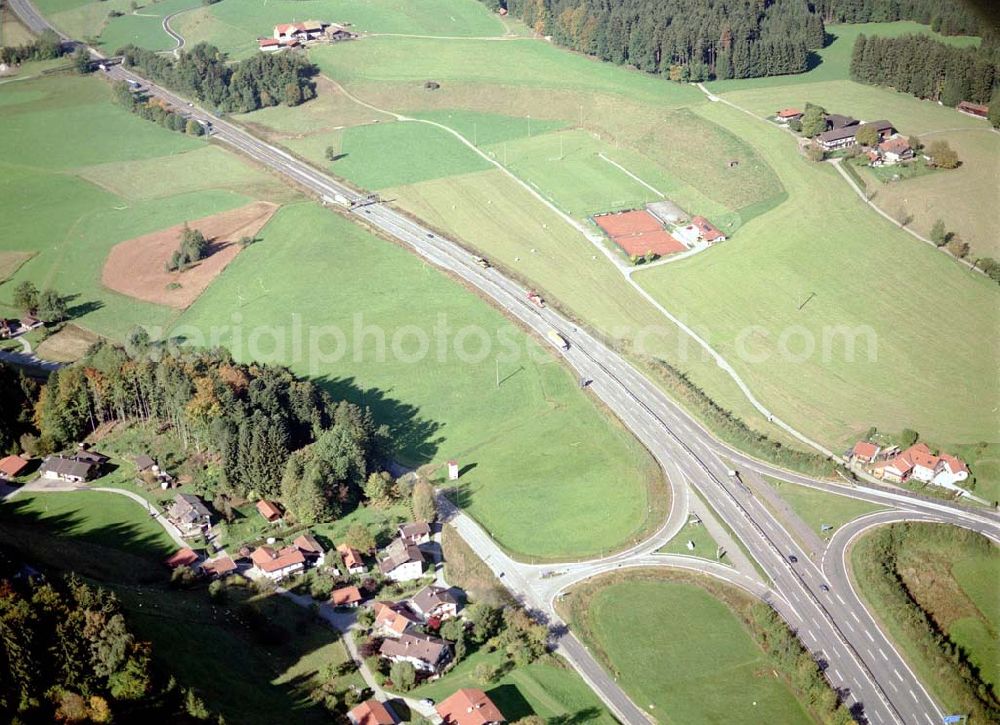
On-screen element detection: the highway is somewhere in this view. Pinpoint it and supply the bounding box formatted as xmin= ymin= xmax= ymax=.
xmin=8 ymin=1 xmax=1000 ymax=721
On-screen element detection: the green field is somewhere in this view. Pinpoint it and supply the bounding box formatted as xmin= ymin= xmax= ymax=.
xmin=762 ymin=477 xmax=884 ymax=540
xmin=172 ymin=202 xmax=664 ymax=560
xmin=634 ymin=100 xmax=999 ymax=455
xmin=0 ymin=73 xmax=291 ymax=339
xmin=0 ymin=490 xmax=177 ymax=558
xmin=173 ymin=0 xmax=506 ymax=59
xmin=708 ymin=22 xmax=981 ymax=93
xmin=658 ymin=519 xmax=725 ymax=562
xmin=561 ymin=571 xmax=812 ymax=723
xmin=852 ymin=523 xmax=1000 ymax=711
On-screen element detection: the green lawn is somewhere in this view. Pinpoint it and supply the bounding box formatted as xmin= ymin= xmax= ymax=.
xmin=633 ymin=100 xmax=999 ymax=456
xmin=763 ymin=477 xmax=884 ymax=541
xmin=172 ymin=202 xmax=664 ymax=560
xmin=173 ymin=0 xmax=505 ymax=59
xmin=707 ymin=22 xmax=980 ymax=94
xmin=0 ymin=490 xmax=177 ymax=558
xmin=411 ymin=109 xmax=568 ymax=146
xmin=658 ymin=520 xmax=726 ymax=563
xmin=96 ymin=0 xmax=203 ymax=53
xmin=561 ymin=573 xmax=812 ymax=723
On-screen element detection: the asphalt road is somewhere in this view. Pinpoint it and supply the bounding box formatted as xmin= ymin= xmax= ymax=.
xmin=9 ymin=2 xmax=1000 ymax=721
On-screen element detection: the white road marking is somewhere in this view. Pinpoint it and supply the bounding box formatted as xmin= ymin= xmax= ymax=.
xmin=909 ymin=689 xmax=918 ymax=701
xmin=878 ymin=648 xmax=888 ymax=660
xmin=894 ymin=670 xmax=903 ymax=681
xmin=836 ymin=594 xmax=846 ymax=605
xmin=865 ymin=630 xmax=875 ymax=642
xmin=850 ymin=611 xmax=861 ymax=623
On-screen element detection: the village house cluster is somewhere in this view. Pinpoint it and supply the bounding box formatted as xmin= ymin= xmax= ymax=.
xmin=346 ymin=687 xmax=506 ymax=725
xmin=775 ymin=107 xmax=912 ymax=163
xmin=257 ymin=20 xmax=356 ymax=52
xmin=0 ymin=314 xmax=42 ymax=340
xmin=849 ymin=440 xmax=969 ymax=490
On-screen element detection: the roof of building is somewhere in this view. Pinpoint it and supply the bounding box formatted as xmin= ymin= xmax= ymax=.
xmin=256 ymin=500 xmax=283 ymax=521
xmin=817 ymin=126 xmax=859 ymax=144
xmin=851 ymin=441 xmax=880 ymax=459
xmin=331 ymin=586 xmax=363 ymax=606
xmin=691 ymin=215 xmax=724 ymax=241
xmin=864 ymin=119 xmax=895 ymax=132
xmin=379 ymin=631 xmax=449 ymax=664
xmin=348 ymin=699 xmax=396 ymax=725
xmin=374 ymin=601 xmax=421 ymax=635
xmin=399 ymin=521 xmax=431 ymax=539
xmin=878 ymin=136 xmax=911 ymax=155
xmin=884 ymin=443 xmax=967 ymax=477
xmin=436 ymin=688 xmax=505 ymax=725
xmin=379 ymin=538 xmax=424 ymax=574
xmin=202 ymin=555 xmax=237 ymax=576
xmin=939 ymin=454 xmax=969 ymax=475
xmin=0 ymin=455 xmax=29 ymax=477
xmin=826 ymin=113 xmax=858 ymax=129
xmin=776 ymin=108 xmax=803 ymax=118
xmin=411 ymin=585 xmax=458 ymax=614
xmin=164 ymin=548 xmax=199 ymax=569
xmin=294 ymin=533 xmax=324 ymax=555
xmin=338 ymin=543 xmax=365 ymax=569
xmin=957 ymin=101 xmax=989 ymax=114
xmin=170 ymin=493 xmax=211 ymax=522
xmin=39 ymin=455 xmax=95 ymax=480
xmin=134 ymin=454 xmax=156 ymax=471
xmin=250 ymin=545 xmax=306 ymax=573
xmin=259 ymin=38 xmax=280 ymax=46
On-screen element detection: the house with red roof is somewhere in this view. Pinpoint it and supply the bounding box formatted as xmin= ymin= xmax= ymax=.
xmin=874 ymin=443 xmax=969 ymax=487
xmin=0 ymin=455 xmax=29 ymax=480
xmin=436 ymin=689 xmax=506 ymax=725
xmin=164 ymin=548 xmax=199 ymax=570
xmin=691 ymin=216 xmax=726 ymax=242
xmin=849 ymin=441 xmax=880 ymax=464
xmin=875 ymin=136 xmax=913 ymax=165
xmin=373 ymin=600 xmax=421 ymax=638
xmin=331 ymin=586 xmax=364 ymax=608
xmin=256 ymin=499 xmax=283 ymax=523
xmin=775 ymin=108 xmax=803 ymax=123
xmin=957 ymin=101 xmax=989 ymax=118
xmin=348 ymin=699 xmax=397 ymax=725
xmin=202 ymin=554 xmax=237 ymax=578
xmin=338 ymin=543 xmax=367 ymax=574
xmin=250 ymin=545 xmax=306 ymax=581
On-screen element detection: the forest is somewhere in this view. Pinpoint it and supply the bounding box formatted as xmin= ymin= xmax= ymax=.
xmin=0 ymin=563 xmax=214 ymax=722
xmin=117 ymin=43 xmax=317 ymax=113
xmin=31 ymin=342 xmax=388 ymax=523
xmin=850 ymin=33 xmax=1000 ymax=114
xmin=0 ymin=364 xmax=37 ymax=458
xmin=484 ymin=0 xmax=997 ymax=81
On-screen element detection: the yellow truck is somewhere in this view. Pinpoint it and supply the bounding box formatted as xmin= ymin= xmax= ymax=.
xmin=547 ymin=330 xmax=569 ymax=350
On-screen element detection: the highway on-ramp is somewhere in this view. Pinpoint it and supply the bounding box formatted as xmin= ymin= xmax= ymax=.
xmin=8 ymin=1 xmax=1000 ymax=722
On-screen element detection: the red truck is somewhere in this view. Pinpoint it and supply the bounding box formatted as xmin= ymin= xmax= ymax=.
xmin=527 ymin=290 xmax=544 ymax=308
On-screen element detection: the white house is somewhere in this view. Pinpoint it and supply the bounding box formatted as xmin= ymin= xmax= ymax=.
xmin=378 ymin=538 xmax=424 ymax=582
xmin=250 ymin=545 xmax=306 ymax=581
xmin=875 ymin=443 xmax=969 ymax=487
xmin=379 ymin=632 xmax=450 ymax=673
xmin=409 ymin=585 xmax=459 ymax=621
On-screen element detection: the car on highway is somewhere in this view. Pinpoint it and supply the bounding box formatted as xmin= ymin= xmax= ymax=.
xmin=819 ymin=583 xmax=830 ymax=592
xmin=787 ymin=554 xmax=798 ymax=563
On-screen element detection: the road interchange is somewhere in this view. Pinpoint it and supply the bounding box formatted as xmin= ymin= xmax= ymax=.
xmin=7 ymin=2 xmax=1000 ymax=721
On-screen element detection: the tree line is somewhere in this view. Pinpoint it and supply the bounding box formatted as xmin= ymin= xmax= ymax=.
xmin=484 ymin=0 xmax=823 ymax=81
xmin=812 ymin=0 xmax=994 ymax=38
xmin=110 ymin=80 xmax=206 ymax=136
xmin=0 ymin=29 xmax=66 ymax=66
xmin=33 ymin=342 xmax=388 ymax=522
xmin=0 ymin=364 xmax=37 ymax=457
xmin=117 ymin=43 xmax=317 ymax=113
xmin=0 ymin=566 xmax=215 ymax=722
xmin=850 ymin=33 xmax=1000 ymax=118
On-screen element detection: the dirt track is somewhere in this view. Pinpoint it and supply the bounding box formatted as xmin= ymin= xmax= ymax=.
xmin=102 ymin=202 xmax=278 ymax=309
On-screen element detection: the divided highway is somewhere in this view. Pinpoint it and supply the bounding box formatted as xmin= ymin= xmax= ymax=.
xmin=9 ymin=2 xmax=1000 ymax=722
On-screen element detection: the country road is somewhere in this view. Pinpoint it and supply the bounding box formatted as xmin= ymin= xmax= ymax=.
xmin=7 ymin=1 xmax=1000 ymax=722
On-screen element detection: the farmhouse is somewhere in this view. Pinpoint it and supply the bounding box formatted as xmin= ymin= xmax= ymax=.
xmin=256 ymin=499 xmax=283 ymax=523
xmin=338 ymin=543 xmax=367 ymax=574
xmin=436 ymin=689 xmax=506 ymax=725
xmin=775 ymin=108 xmax=803 ymax=123
xmin=250 ymin=545 xmax=306 ymax=581
xmin=957 ymin=101 xmax=989 ymax=118
xmin=873 ymin=443 xmax=969 ymax=487
xmin=379 ymin=631 xmax=451 ymax=673
xmin=348 ymin=699 xmax=398 ymax=725
xmin=167 ymin=493 xmax=212 ymax=536
xmin=293 ymin=533 xmax=325 ymax=564
xmin=202 ymin=554 xmax=237 ymax=578
xmin=373 ymin=600 xmax=422 ymax=637
xmin=398 ymin=521 xmax=432 ymax=545
xmin=691 ymin=216 xmax=726 ymax=242
xmin=875 ymin=136 xmax=913 ymax=165
xmin=849 ymin=441 xmax=880 ymax=464
xmin=260 ymin=21 xmax=356 ymax=51
xmin=410 ymin=585 xmax=459 ymax=620
xmin=379 ymin=538 xmax=425 ymax=581
xmin=817 ymin=119 xmax=894 ymax=151
xmin=39 ymin=454 xmax=99 ymax=483
xmin=825 ymin=113 xmax=857 ymax=130
xmin=20 ymin=315 xmax=42 ymax=331
xmin=0 ymin=455 xmax=29 ymax=480
xmin=331 ymin=586 xmax=364 ymax=608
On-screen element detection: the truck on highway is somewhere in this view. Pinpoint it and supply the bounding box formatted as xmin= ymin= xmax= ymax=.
xmin=474 ymin=256 xmax=490 ymax=269
xmin=527 ymin=290 xmax=544 ymax=308
xmin=547 ymin=330 xmax=569 ymax=350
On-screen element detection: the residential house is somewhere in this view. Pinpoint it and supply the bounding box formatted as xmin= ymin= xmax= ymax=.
xmin=324 ymin=23 xmax=355 ymax=41
xmin=691 ymin=216 xmax=726 ymax=243
xmin=410 ymin=585 xmax=460 ymax=621
xmin=202 ymin=554 xmax=237 ymax=578
xmin=0 ymin=319 xmax=17 ymax=339
xmin=39 ymin=455 xmax=98 ymax=484
xmin=957 ymin=101 xmax=989 ymax=118
xmin=379 ymin=631 xmax=451 ymax=674
xmin=0 ymin=455 xmax=29 ymax=480
xmin=398 ymin=521 xmax=432 ymax=545
xmin=258 ymin=37 xmax=282 ymax=52
xmin=774 ymin=108 xmax=803 ymax=123
xmin=849 ymin=441 xmax=880 ymax=465
xmin=294 ymin=533 xmax=326 ymax=565
xmin=874 ymin=443 xmax=969 ymax=487
xmin=348 ymin=699 xmax=397 ymax=725
xmin=876 ymin=136 xmax=913 ymax=165
xmin=20 ymin=315 xmax=42 ymax=331
xmin=164 ymin=547 xmax=199 ymax=570
xmin=273 ymin=20 xmax=325 ymax=44
xmin=250 ymin=545 xmax=306 ymax=581
xmin=167 ymin=493 xmax=212 ymax=536
xmin=379 ymin=538 xmax=425 ymax=582
xmin=825 ymin=113 xmax=858 ymax=130
xmin=256 ymin=499 xmax=284 ymax=524
xmin=817 ymin=119 xmax=893 ymax=151
xmin=331 ymin=585 xmax=364 ymax=607
xmin=373 ymin=600 xmax=422 ymax=638
xmin=436 ymin=689 xmax=506 ymax=725
xmin=134 ymin=454 xmax=157 ymax=473
xmin=338 ymin=543 xmax=367 ymax=574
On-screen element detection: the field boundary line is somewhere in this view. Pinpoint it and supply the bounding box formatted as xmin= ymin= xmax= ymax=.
xmin=597 ymin=152 xmax=665 ymax=197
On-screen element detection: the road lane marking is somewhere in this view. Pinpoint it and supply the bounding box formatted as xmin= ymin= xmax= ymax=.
xmin=850 ymin=611 xmax=861 ymax=623
xmin=878 ymin=648 xmax=888 ymax=660
xmin=836 ymin=594 xmax=846 ymax=605
xmin=894 ymin=670 xmax=903 ymax=681
xmin=909 ymin=689 xmax=918 ymax=701
xmin=865 ymin=630 xmax=875 ymax=642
